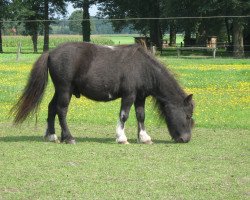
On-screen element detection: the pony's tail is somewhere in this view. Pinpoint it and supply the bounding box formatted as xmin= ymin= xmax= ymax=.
xmin=11 ymin=52 xmax=49 ymax=124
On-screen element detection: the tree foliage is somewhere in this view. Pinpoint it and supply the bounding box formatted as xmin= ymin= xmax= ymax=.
xmin=1 ymin=0 xmax=250 ymax=56
xmin=98 ymin=0 xmax=166 ymax=48
xmin=0 ymin=0 xmax=11 ymax=53
xmin=98 ymin=0 xmax=250 ymax=56
xmin=68 ymin=10 xmax=82 ymax=34
xmin=68 ymin=10 xmax=136 ymax=35
xmin=4 ymin=0 xmax=67 ymax=52
xmin=69 ymin=0 xmax=98 ymax=41
xmin=43 ymin=0 xmax=67 ymax=51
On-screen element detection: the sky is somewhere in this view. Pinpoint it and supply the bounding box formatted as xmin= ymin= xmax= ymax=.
xmin=67 ymin=3 xmax=98 ymax=17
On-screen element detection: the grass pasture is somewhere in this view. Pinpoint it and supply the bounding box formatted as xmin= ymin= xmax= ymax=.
xmin=1 ymin=35 xmax=116 ymax=53
xmin=0 ymin=52 xmax=249 ymax=199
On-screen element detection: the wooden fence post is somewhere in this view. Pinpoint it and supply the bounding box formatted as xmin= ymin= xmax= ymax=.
xmin=16 ymin=42 xmax=22 ymax=61
xmin=150 ymin=46 xmax=156 ymax=55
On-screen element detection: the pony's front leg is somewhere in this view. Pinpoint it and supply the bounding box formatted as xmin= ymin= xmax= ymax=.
xmin=135 ymin=98 xmax=153 ymax=144
xmin=116 ymin=95 xmax=135 ymax=144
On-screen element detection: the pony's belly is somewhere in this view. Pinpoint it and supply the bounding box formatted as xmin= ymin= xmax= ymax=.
xmin=76 ymin=76 xmax=120 ymax=101
xmin=80 ymin=87 xmax=119 ymax=102
xmin=82 ymin=92 xmax=118 ymax=102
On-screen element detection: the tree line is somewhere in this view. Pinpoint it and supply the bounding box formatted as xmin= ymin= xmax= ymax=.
xmin=0 ymin=0 xmax=250 ymax=57
xmin=68 ymin=11 xmax=137 ymax=35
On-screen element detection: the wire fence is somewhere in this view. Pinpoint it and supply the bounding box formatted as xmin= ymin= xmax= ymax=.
xmin=1 ymin=15 xmax=250 ymax=23
xmin=0 ymin=16 xmax=250 ymax=58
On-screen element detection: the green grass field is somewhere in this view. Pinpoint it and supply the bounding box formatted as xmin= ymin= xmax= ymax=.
xmin=1 ymin=34 xmax=184 ymax=53
xmin=0 ymin=44 xmax=249 ymax=199
xmin=1 ymin=35 xmax=115 ymax=53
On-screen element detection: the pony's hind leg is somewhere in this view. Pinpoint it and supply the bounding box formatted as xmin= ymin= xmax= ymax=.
xmin=116 ymin=95 xmax=136 ymax=144
xmin=134 ymin=98 xmax=152 ymax=144
xmin=44 ymin=92 xmax=59 ymax=143
xmin=56 ymin=90 xmax=75 ymax=144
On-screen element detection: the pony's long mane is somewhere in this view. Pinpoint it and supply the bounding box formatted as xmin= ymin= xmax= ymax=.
xmin=139 ymin=46 xmax=186 ymax=99
xmin=137 ymin=48 xmax=187 ymax=121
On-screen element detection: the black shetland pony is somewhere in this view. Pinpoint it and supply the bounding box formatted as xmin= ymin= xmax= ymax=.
xmin=12 ymin=42 xmax=194 ymax=144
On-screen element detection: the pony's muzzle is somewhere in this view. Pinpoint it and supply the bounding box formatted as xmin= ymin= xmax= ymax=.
xmin=175 ymin=133 xmax=191 ymax=143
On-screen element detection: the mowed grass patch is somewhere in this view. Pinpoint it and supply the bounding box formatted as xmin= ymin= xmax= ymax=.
xmin=1 ymin=35 xmax=115 ymax=53
xmin=0 ymin=54 xmax=249 ymax=199
xmin=100 ymin=34 xmax=137 ymax=45
xmin=0 ymin=123 xmax=249 ymax=199
xmin=1 ymin=34 xmax=137 ymax=53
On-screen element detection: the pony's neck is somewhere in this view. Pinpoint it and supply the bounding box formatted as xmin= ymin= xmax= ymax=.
xmin=153 ymin=66 xmax=186 ymax=105
xmin=139 ymin=49 xmax=186 ymax=105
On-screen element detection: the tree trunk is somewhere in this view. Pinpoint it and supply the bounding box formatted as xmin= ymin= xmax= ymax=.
xmin=184 ymin=30 xmax=191 ymax=47
xmin=225 ymin=18 xmax=233 ymax=52
xmin=82 ymin=0 xmax=91 ymax=42
xmin=225 ymin=18 xmax=231 ymax=44
xmin=232 ymin=19 xmax=244 ymax=58
xmin=0 ymin=22 xmax=3 ymax=53
xmin=32 ymin=30 xmax=38 ymax=53
xmin=169 ymin=22 xmax=177 ymax=46
xmin=149 ymin=20 xmax=162 ymax=49
xmin=43 ymin=0 xmax=49 ymax=52
xmin=149 ymin=0 xmax=162 ymax=49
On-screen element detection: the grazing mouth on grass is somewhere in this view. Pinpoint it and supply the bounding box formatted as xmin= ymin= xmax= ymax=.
xmin=173 ymin=133 xmax=191 ymax=143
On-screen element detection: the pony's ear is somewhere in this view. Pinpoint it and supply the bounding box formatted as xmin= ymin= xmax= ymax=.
xmin=184 ymin=94 xmax=193 ymax=105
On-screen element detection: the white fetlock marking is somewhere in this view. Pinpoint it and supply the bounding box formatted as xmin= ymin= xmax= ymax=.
xmin=139 ymin=130 xmax=151 ymax=143
xmin=47 ymin=134 xmax=58 ymax=142
xmin=105 ymin=45 xmax=116 ymax=50
xmin=116 ymin=121 xmax=128 ymax=143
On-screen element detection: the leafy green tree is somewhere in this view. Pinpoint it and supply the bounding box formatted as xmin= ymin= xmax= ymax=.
xmin=0 ymin=0 xmax=11 ymax=53
xmin=167 ymin=0 xmax=202 ymax=47
xmin=244 ymin=18 xmax=250 ymax=52
xmin=98 ymin=0 xmax=166 ymax=48
xmin=219 ymin=0 xmax=249 ymax=57
xmin=21 ymin=0 xmax=43 ymax=53
xmin=199 ymin=0 xmax=250 ymax=57
xmin=68 ymin=10 xmax=136 ymax=35
xmin=68 ymin=10 xmax=98 ymax=35
xmin=43 ymin=0 xmax=67 ymax=51
xmin=165 ymin=0 xmax=250 ymax=57
xmin=161 ymin=0 xmax=179 ymax=46
xmin=9 ymin=0 xmax=66 ymax=52
xmin=69 ymin=0 xmax=98 ymax=42
xmin=51 ymin=19 xmax=70 ymax=34
xmin=69 ymin=10 xmax=82 ymax=34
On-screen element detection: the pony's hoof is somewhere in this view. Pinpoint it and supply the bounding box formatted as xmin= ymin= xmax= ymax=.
xmin=54 ymin=139 xmax=61 ymax=144
xmin=65 ymin=139 xmax=76 ymax=144
xmin=138 ymin=140 xmax=153 ymax=144
xmin=118 ymin=141 xmax=130 ymax=144
xmin=44 ymin=134 xmax=60 ymax=143
xmin=143 ymin=140 xmax=153 ymax=145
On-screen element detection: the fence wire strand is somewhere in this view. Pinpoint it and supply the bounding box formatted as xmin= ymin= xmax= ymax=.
xmin=1 ymin=15 xmax=250 ymax=23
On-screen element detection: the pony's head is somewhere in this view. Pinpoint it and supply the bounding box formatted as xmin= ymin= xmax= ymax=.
xmin=164 ymin=94 xmax=194 ymax=143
